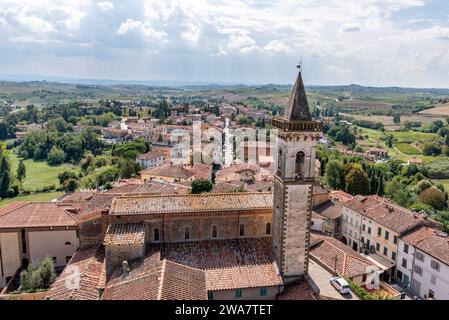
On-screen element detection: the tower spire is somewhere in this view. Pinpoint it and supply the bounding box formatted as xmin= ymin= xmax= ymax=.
xmin=283 ymin=64 xmax=311 ymax=121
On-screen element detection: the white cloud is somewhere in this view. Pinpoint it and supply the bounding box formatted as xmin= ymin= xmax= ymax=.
xmin=417 ymin=26 xmax=449 ymax=40
xmin=227 ymin=34 xmax=256 ymax=51
xmin=97 ymin=1 xmax=114 ymax=12
xmin=0 ymin=0 xmax=447 ymax=87
xmin=117 ymin=19 xmax=167 ymax=40
xmin=262 ymin=40 xmax=293 ymax=54
xmin=181 ymin=22 xmax=201 ymax=44
xmin=340 ymin=23 xmax=361 ymax=32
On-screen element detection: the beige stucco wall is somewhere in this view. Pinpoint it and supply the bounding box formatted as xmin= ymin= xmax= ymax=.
xmin=0 ymin=232 xmax=20 ymax=284
xmin=210 ymin=286 xmax=279 ymax=300
xmin=28 ymin=230 xmax=79 ymax=267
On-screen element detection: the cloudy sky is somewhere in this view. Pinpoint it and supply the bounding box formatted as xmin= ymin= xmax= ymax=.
xmin=0 ymin=0 xmax=448 ymax=87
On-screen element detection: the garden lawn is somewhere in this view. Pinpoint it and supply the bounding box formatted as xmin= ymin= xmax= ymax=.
xmin=432 ymin=179 xmax=449 ymax=192
xmin=8 ymin=151 xmax=79 ymax=191
xmin=395 ymin=143 xmax=421 ymax=155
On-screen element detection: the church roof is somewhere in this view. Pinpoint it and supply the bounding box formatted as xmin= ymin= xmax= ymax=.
xmin=110 ymin=192 xmax=273 ymax=215
xmin=283 ymin=67 xmax=311 ymax=121
xmin=154 ymin=238 xmax=284 ymax=291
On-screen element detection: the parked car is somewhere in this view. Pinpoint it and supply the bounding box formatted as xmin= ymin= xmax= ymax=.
xmin=390 ymin=284 xmax=406 ymax=299
xmin=330 ymin=277 xmax=351 ymax=294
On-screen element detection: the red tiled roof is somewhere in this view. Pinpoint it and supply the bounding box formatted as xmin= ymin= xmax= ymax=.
xmin=313 ymin=200 xmax=342 ymax=220
xmin=104 ymin=181 xmax=191 ymax=195
xmin=137 ymin=151 xmax=164 ymax=161
xmin=110 ymin=192 xmax=273 ymax=215
xmin=104 ymin=223 xmax=145 ymax=245
xmin=141 ymin=163 xmax=196 ymax=179
xmin=0 ymin=202 xmax=78 ymax=228
xmin=310 ymin=234 xmax=374 ymax=278
xmin=160 ymin=260 xmax=207 ymax=300
xmin=277 ymin=278 xmax=319 ymax=300
xmin=343 ymin=195 xmax=384 ymax=214
xmin=365 ymin=202 xmax=424 ymax=234
xmin=157 ymin=238 xmax=283 ymax=291
xmin=402 ymin=227 xmax=449 ymax=265
xmin=102 ymin=254 xmax=206 ymax=300
xmin=46 ymin=246 xmax=105 ymax=300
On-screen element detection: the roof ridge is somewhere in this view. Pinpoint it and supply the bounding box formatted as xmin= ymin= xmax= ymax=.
xmin=112 ymin=191 xmax=273 ymax=200
xmin=107 ymin=265 xmax=163 ymax=289
xmin=157 ymin=259 xmax=167 ymax=300
xmin=0 ymin=201 xmax=29 ymax=217
xmin=165 ymin=259 xmax=205 ymax=273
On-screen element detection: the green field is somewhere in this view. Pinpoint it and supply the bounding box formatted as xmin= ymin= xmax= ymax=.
xmin=8 ymin=151 xmax=79 ymax=191
xmin=0 ymin=191 xmax=64 ymax=208
xmin=356 ymin=127 xmax=438 ymax=163
xmin=432 ymin=179 xmax=449 ymax=192
xmin=395 ymin=143 xmax=421 ymax=155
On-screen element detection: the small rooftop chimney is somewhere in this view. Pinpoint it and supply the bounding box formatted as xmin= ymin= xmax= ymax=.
xmin=122 ymin=260 xmax=130 ymax=277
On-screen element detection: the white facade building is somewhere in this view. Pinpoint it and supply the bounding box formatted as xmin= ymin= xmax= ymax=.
xmin=136 ymin=151 xmax=164 ymax=169
xmin=397 ymin=227 xmax=449 ymax=300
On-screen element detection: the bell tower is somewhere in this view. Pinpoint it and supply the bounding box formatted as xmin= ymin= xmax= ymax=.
xmin=271 ymin=65 xmax=322 ymax=282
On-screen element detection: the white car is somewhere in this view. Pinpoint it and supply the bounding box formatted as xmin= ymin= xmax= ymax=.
xmin=330 ymin=277 xmax=351 ymax=294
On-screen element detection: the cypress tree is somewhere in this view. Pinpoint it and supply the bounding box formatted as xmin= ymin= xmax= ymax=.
xmin=377 ymin=174 xmax=384 ymax=196
xmin=17 ymin=160 xmax=26 ymax=181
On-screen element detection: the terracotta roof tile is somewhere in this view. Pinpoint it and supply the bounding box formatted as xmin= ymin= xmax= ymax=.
xmin=313 ymin=200 xmax=342 ymax=220
xmin=0 ymin=202 xmax=77 ymax=228
xmin=155 ymin=238 xmax=283 ymax=291
xmin=402 ymin=227 xmax=449 ymax=265
xmin=277 ymin=278 xmax=319 ymax=300
xmin=46 ymin=246 xmax=105 ymax=300
xmin=141 ymin=163 xmax=196 ymax=179
xmin=104 ymin=223 xmax=146 ymax=245
xmin=102 ymin=255 xmax=206 ymax=300
xmin=310 ymin=234 xmax=373 ymax=278
xmin=110 ymin=192 xmax=273 ymax=215
xmin=365 ymin=203 xmax=423 ymax=234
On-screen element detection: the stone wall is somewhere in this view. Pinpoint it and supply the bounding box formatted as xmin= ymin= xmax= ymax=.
xmin=105 ymin=243 xmax=145 ymax=277
xmin=108 ymin=209 xmax=272 ymax=244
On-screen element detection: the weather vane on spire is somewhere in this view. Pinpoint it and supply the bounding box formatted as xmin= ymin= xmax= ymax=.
xmin=297 ymin=55 xmax=303 ymax=72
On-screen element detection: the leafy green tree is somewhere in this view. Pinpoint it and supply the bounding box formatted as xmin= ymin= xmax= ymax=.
xmin=58 ymin=171 xmax=78 ymax=185
xmin=112 ymin=138 xmax=149 ymax=159
xmin=385 ymin=135 xmax=393 ymax=148
xmin=422 ymin=142 xmax=441 ymax=156
xmin=80 ymin=154 xmax=95 ymax=172
xmin=418 ymin=186 xmax=446 ymax=210
xmin=118 ymin=159 xmax=140 ymax=179
xmin=47 ymin=146 xmax=66 ymax=165
xmin=191 ymin=179 xmax=213 ymax=194
xmin=415 ymin=180 xmax=432 ymax=194
xmin=345 ymin=167 xmax=370 ymax=195
xmin=19 ymin=256 xmax=56 ymax=293
xmin=16 ymin=160 xmax=26 ymax=182
xmin=0 ymin=154 xmax=11 ymax=198
xmin=393 ymin=114 xmax=401 ymax=124
xmin=385 ymin=178 xmax=413 ymax=207
xmin=0 ymin=121 xmax=11 ymax=139
xmin=324 ymin=160 xmax=344 ymax=190
xmin=63 ymin=179 xmax=79 ymax=192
